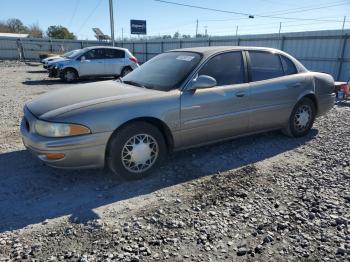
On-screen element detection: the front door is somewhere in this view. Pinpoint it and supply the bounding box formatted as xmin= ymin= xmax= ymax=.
xmin=79 ymin=48 xmax=106 ymax=76
xmin=179 ymin=51 xmax=251 ymax=148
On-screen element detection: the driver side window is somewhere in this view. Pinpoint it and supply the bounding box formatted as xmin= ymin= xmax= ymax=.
xmin=198 ymin=52 xmax=245 ymax=86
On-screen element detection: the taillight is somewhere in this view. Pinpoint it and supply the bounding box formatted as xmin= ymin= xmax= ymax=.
xmin=129 ymin=56 xmax=138 ymax=63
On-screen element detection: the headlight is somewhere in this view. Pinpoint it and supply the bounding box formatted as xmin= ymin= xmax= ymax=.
xmin=35 ymin=120 xmax=91 ymax=137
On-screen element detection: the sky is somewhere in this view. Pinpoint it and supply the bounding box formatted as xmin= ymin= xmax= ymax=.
xmin=1 ymin=0 xmax=349 ymax=40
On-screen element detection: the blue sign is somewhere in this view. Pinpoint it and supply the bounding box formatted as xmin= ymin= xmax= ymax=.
xmin=130 ymin=20 xmax=147 ymax=35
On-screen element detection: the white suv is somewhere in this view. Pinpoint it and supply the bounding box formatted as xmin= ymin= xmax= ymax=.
xmin=48 ymin=46 xmax=139 ymax=82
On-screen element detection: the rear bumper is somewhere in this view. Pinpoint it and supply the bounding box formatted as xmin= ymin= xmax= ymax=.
xmin=317 ymin=93 xmax=336 ymax=117
xmin=20 ymin=109 xmax=112 ymax=169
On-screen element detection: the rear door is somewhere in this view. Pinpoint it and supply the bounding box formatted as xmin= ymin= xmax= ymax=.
xmin=79 ymin=48 xmax=106 ymax=76
xmin=179 ymin=51 xmax=251 ymax=148
xmin=104 ymin=48 xmax=126 ymax=75
xmin=247 ymin=51 xmax=306 ymax=131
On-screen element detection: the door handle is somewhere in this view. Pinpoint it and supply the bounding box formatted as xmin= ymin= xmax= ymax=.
xmin=288 ymin=82 xmax=302 ymax=88
xmin=235 ymin=91 xmax=246 ymax=97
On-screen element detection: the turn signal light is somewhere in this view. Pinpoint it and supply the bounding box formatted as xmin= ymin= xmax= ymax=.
xmin=46 ymin=153 xmax=65 ymax=160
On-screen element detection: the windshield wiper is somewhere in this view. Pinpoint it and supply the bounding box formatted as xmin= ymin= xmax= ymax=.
xmin=122 ymin=80 xmax=146 ymax=88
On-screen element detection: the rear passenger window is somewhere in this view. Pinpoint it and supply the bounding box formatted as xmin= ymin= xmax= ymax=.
xmin=280 ymin=55 xmax=297 ymax=75
xmin=104 ymin=49 xmax=125 ymax=59
xmin=198 ymin=52 xmax=244 ymax=86
xmin=249 ymin=51 xmax=284 ymax=81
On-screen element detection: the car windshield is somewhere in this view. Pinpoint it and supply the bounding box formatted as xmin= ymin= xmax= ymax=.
xmin=62 ymin=50 xmax=78 ymax=58
xmin=121 ymin=51 xmax=201 ymax=91
xmin=65 ymin=49 xmax=85 ymax=59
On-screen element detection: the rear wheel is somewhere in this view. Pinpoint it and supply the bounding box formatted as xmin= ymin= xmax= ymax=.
xmin=107 ymin=122 xmax=166 ymax=180
xmin=283 ymin=97 xmax=316 ymax=137
xmin=120 ymin=67 xmax=132 ymax=77
xmin=61 ymin=68 xmax=78 ymax=83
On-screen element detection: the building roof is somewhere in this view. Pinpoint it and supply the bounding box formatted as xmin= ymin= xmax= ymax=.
xmin=0 ymin=32 xmax=29 ymax=38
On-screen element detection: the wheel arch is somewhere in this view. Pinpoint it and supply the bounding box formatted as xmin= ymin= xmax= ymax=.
xmin=105 ymin=117 xmax=174 ymax=158
xmin=61 ymin=66 xmax=79 ymax=77
xmin=296 ymin=91 xmax=318 ymax=115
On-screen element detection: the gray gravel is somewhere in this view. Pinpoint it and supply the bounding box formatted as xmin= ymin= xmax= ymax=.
xmin=0 ymin=61 xmax=349 ymax=261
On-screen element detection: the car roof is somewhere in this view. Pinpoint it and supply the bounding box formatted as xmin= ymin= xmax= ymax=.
xmin=169 ymin=46 xmax=283 ymax=57
xmin=83 ymin=46 xmax=128 ymax=51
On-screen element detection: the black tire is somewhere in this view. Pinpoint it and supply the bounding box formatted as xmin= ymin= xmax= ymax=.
xmin=61 ymin=68 xmax=78 ymax=83
xmin=107 ymin=122 xmax=167 ymax=180
xmin=283 ymin=97 xmax=316 ymax=137
xmin=120 ymin=67 xmax=132 ymax=77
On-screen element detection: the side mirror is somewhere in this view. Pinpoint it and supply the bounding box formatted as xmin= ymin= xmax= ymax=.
xmin=80 ymin=56 xmax=86 ymax=61
xmin=189 ymin=75 xmax=217 ymax=91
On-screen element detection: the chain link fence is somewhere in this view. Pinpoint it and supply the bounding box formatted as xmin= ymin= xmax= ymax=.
xmin=0 ymin=29 xmax=349 ymax=81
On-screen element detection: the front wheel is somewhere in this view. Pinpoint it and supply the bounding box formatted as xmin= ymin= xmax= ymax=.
xmin=283 ymin=97 xmax=316 ymax=137
xmin=61 ymin=68 xmax=78 ymax=83
xmin=107 ymin=122 xmax=167 ymax=180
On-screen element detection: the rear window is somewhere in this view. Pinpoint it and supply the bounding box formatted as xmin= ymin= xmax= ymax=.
xmin=249 ymin=51 xmax=284 ymax=81
xmin=105 ymin=49 xmax=125 ymax=59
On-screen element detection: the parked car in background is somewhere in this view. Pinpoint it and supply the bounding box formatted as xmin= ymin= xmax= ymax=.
xmin=21 ymin=46 xmax=335 ymax=180
xmin=47 ymin=46 xmax=139 ymax=82
xmin=41 ymin=49 xmax=79 ymax=69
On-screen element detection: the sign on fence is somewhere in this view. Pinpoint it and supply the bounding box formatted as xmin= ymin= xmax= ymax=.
xmin=130 ymin=20 xmax=147 ymax=35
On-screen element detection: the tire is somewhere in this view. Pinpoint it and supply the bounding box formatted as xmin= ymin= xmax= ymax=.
xmin=107 ymin=122 xmax=167 ymax=180
xmin=282 ymin=97 xmax=316 ymax=137
xmin=120 ymin=67 xmax=132 ymax=77
xmin=61 ymin=68 xmax=78 ymax=83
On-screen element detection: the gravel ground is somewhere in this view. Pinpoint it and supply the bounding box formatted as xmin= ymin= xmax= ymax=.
xmin=0 ymin=60 xmax=349 ymax=261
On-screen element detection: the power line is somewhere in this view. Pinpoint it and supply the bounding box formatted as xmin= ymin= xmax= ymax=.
xmin=153 ymin=0 xmax=348 ymax=22
xmin=76 ymin=0 xmax=103 ymax=34
xmin=258 ymin=0 xmax=348 ymax=16
xmin=154 ymin=0 xmax=254 ymax=16
xmin=67 ymin=0 xmax=80 ymax=28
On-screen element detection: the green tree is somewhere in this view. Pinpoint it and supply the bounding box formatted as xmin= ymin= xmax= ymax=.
xmin=6 ymin=18 xmax=28 ymax=33
xmin=46 ymin=25 xmax=76 ymax=39
xmin=173 ymin=31 xmax=180 ymax=39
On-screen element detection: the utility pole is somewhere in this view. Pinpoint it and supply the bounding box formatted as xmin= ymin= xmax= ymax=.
xmin=278 ymin=22 xmax=282 ymax=36
xmin=109 ymin=0 xmax=115 ymax=46
xmin=235 ymin=25 xmax=238 ymax=37
xmin=204 ymin=26 xmax=208 ymax=36
xmin=195 ymin=19 xmax=198 ymax=37
xmin=341 ymin=16 xmax=346 ymax=33
xmin=122 ymin=28 xmax=124 ymax=42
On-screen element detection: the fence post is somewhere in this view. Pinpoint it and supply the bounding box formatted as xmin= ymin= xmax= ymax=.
xmin=18 ymin=38 xmax=25 ymax=61
xmin=81 ymin=41 xmax=84 ymax=49
xmin=280 ymin=36 xmax=285 ymax=51
xmin=237 ymin=38 xmax=240 ymax=46
xmin=208 ymin=38 xmax=211 ymax=46
xmin=145 ymin=40 xmax=148 ymax=62
xmin=161 ymin=41 xmax=164 ymax=53
xmin=49 ymin=38 xmax=53 ymax=52
xmin=179 ymin=39 xmax=182 ymax=48
xmin=336 ymin=33 xmax=348 ymax=81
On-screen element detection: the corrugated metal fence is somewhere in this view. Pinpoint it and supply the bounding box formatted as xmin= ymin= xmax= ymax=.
xmin=0 ymin=29 xmax=349 ymax=81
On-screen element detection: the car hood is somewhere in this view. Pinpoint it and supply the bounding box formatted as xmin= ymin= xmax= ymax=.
xmin=26 ymin=80 xmax=162 ymax=120
xmin=48 ymin=57 xmax=70 ymax=65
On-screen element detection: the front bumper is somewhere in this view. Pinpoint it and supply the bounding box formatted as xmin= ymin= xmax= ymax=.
xmin=48 ymin=67 xmax=60 ymax=78
xmin=20 ymin=108 xmax=112 ymax=169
